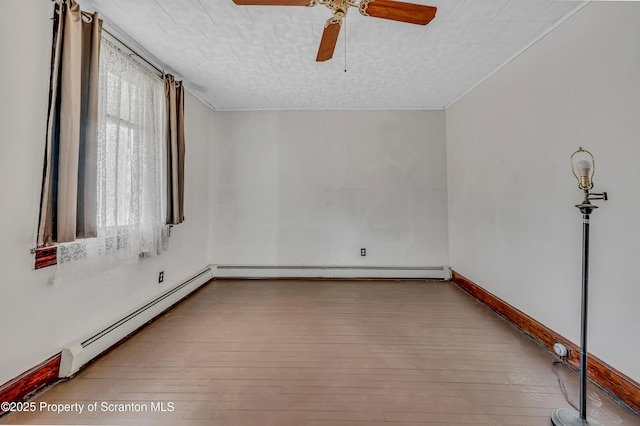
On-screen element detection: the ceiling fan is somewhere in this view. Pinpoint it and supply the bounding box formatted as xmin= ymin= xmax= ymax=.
xmin=231 ymin=0 xmax=437 ymax=62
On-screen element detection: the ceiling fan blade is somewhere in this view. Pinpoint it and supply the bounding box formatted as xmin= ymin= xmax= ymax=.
xmin=359 ymin=0 xmax=437 ymax=25
xmin=316 ymin=19 xmax=341 ymax=62
xmin=232 ymin=0 xmax=312 ymax=5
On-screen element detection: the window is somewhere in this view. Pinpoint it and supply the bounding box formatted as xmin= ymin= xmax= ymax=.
xmin=56 ymin=38 xmax=169 ymax=271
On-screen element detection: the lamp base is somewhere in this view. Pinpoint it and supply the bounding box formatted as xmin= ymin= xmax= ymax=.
xmin=551 ymin=408 xmax=603 ymax=426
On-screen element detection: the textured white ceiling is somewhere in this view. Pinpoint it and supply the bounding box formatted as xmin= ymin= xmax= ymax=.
xmin=79 ymin=0 xmax=585 ymax=110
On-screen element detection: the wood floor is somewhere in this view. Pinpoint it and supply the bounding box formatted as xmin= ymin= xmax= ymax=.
xmin=2 ymin=279 xmax=639 ymax=425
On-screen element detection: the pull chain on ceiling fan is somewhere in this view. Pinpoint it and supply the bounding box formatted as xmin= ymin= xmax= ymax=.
xmin=232 ymin=0 xmax=437 ymax=62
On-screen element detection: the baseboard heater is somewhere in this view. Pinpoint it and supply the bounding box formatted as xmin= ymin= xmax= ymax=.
xmin=59 ymin=265 xmax=216 ymax=378
xmin=215 ymin=265 xmax=451 ymax=280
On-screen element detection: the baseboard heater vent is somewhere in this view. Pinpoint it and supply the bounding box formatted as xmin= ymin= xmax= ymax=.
xmin=59 ymin=265 xmax=216 ymax=378
xmin=215 ymin=265 xmax=451 ymax=280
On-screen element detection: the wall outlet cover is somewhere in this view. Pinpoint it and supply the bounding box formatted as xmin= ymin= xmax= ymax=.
xmin=553 ymin=342 xmax=568 ymax=357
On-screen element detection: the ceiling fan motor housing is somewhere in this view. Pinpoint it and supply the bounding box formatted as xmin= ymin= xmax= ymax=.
xmin=329 ymin=0 xmax=350 ymax=19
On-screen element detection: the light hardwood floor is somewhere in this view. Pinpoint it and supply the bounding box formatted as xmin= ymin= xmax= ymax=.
xmin=2 ymin=279 xmax=639 ymax=425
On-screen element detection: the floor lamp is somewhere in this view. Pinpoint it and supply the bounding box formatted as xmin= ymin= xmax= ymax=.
xmin=551 ymin=147 xmax=607 ymax=426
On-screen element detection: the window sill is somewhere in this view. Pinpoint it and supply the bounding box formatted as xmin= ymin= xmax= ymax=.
xmin=34 ymin=245 xmax=57 ymax=270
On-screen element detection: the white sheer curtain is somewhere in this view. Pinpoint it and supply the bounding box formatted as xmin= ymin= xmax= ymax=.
xmin=56 ymin=38 xmax=168 ymax=279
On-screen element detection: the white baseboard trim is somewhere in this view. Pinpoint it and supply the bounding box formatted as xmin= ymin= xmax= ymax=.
xmin=59 ymin=265 xmax=215 ymax=378
xmin=215 ymin=265 xmax=451 ymax=280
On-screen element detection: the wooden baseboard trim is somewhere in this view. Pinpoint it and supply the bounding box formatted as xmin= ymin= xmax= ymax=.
xmin=451 ymin=270 xmax=640 ymax=414
xmin=0 ymin=354 xmax=61 ymax=414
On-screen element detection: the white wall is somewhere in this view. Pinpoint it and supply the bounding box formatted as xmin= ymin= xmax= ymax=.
xmin=211 ymin=110 xmax=448 ymax=267
xmin=446 ymin=2 xmax=640 ymax=382
xmin=0 ymin=0 xmax=213 ymax=386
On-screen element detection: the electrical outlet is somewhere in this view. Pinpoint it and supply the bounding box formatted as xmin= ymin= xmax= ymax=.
xmin=553 ymin=342 xmax=568 ymax=358
xmin=361 ymin=248 xmax=366 ymax=256
xmin=158 ymin=271 xmax=164 ymax=283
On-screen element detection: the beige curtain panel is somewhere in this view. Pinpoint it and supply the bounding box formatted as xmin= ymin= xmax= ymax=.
xmin=38 ymin=0 xmax=102 ymax=245
xmin=164 ymin=74 xmax=185 ymax=225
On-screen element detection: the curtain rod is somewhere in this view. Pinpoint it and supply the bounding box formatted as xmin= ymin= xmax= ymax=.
xmin=102 ymin=28 xmax=164 ymax=76
xmin=52 ymin=0 xmax=166 ymax=78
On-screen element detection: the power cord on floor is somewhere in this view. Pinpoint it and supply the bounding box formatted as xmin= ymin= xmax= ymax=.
xmin=552 ymin=360 xmax=579 ymax=411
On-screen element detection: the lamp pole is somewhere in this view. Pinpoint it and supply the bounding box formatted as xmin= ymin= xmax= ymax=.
xmin=551 ymin=149 xmax=607 ymax=426
xmin=579 ymin=204 xmax=590 ymax=420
